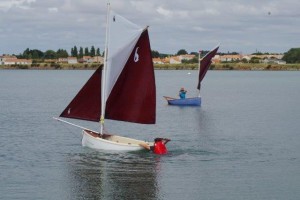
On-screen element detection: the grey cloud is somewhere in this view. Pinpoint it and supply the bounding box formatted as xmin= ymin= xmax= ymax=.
xmin=1 ymin=0 xmax=300 ymax=55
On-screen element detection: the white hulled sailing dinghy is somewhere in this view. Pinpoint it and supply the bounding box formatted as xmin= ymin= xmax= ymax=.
xmin=54 ymin=3 xmax=165 ymax=151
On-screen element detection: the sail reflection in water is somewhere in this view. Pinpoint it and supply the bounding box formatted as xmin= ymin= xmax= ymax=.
xmin=66 ymin=151 xmax=161 ymax=199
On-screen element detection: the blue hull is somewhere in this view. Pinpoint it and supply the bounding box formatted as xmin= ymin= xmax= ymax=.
xmin=167 ymin=97 xmax=201 ymax=106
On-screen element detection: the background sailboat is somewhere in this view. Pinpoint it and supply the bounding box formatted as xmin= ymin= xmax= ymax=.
xmin=164 ymin=45 xmax=219 ymax=106
xmin=54 ymin=4 xmax=157 ymax=151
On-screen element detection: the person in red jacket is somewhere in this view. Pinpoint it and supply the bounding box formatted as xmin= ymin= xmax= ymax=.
xmin=140 ymin=138 xmax=170 ymax=154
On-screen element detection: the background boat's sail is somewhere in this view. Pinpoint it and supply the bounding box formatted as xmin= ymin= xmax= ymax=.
xmin=60 ymin=10 xmax=155 ymax=124
xmin=197 ymin=46 xmax=219 ymax=90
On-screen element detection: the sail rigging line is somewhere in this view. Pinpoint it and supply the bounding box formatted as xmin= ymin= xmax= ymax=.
xmin=100 ymin=2 xmax=111 ymax=135
xmin=55 ymin=118 xmax=84 ymax=137
xmin=53 ymin=117 xmax=97 ymax=133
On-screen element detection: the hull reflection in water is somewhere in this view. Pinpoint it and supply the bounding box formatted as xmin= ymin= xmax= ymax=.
xmin=67 ymin=151 xmax=161 ymax=199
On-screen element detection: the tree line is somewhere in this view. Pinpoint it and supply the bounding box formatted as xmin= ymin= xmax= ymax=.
xmin=17 ymin=46 xmax=102 ymax=60
xmin=13 ymin=47 xmax=300 ymax=64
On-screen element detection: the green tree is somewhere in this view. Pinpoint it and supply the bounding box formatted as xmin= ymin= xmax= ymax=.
xmin=96 ymin=48 xmax=100 ymax=56
xmin=90 ymin=46 xmax=95 ymax=57
xmin=176 ymin=49 xmax=188 ymax=55
xmin=79 ymin=47 xmax=84 ymax=58
xmin=56 ymin=49 xmax=69 ymax=58
xmin=282 ymin=48 xmax=300 ymax=63
xmin=22 ymin=49 xmax=43 ymax=59
xmin=182 ymin=57 xmax=198 ymax=64
xmin=71 ymin=46 xmax=78 ymax=57
xmin=252 ymin=51 xmax=263 ymax=55
xmin=74 ymin=46 xmax=78 ymax=57
xmin=249 ymin=56 xmax=260 ymax=63
xmin=32 ymin=51 xmax=39 ymax=59
xmin=22 ymin=48 xmax=30 ymax=59
xmin=190 ymin=52 xmax=199 ymax=56
xmin=84 ymin=47 xmax=89 ymax=56
xmin=200 ymin=50 xmax=209 ymax=57
xmin=151 ymin=50 xmax=160 ymax=58
xmin=160 ymin=53 xmax=171 ymax=58
xmin=241 ymin=58 xmax=248 ymax=63
xmin=31 ymin=49 xmax=44 ymax=59
xmin=44 ymin=50 xmax=57 ymax=59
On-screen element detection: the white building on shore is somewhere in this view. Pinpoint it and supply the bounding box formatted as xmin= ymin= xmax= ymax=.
xmin=0 ymin=55 xmax=32 ymax=65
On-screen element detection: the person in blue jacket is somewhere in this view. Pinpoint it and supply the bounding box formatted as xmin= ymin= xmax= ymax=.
xmin=179 ymin=87 xmax=187 ymax=99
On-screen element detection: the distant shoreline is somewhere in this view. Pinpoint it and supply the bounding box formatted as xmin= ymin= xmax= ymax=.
xmin=1 ymin=63 xmax=300 ymax=71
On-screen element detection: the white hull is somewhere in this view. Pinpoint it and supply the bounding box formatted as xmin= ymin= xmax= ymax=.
xmin=81 ymin=130 xmax=153 ymax=151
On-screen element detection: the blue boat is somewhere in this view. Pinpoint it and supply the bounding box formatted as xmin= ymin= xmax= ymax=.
xmin=163 ymin=45 xmax=219 ymax=106
xmin=164 ymin=96 xmax=201 ymax=106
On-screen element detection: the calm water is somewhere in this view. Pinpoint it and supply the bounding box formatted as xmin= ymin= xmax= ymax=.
xmin=1 ymin=70 xmax=300 ymax=200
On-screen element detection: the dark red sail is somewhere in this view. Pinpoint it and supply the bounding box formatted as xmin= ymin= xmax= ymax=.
xmin=60 ymin=29 xmax=156 ymax=124
xmin=197 ymin=46 xmax=219 ymax=90
xmin=105 ymin=29 xmax=156 ymax=124
xmin=60 ymin=67 xmax=102 ymax=122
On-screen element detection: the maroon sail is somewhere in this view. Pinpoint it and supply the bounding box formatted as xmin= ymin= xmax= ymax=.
xmin=60 ymin=29 xmax=155 ymax=124
xmin=60 ymin=67 xmax=102 ymax=122
xmin=105 ymin=29 xmax=156 ymax=124
xmin=197 ymin=46 xmax=219 ymax=90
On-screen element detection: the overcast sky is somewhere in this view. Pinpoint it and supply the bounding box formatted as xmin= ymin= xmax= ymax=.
xmin=1 ymin=0 xmax=300 ymax=55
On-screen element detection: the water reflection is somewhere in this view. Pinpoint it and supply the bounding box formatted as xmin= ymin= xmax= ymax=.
xmin=66 ymin=149 xmax=160 ymax=199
